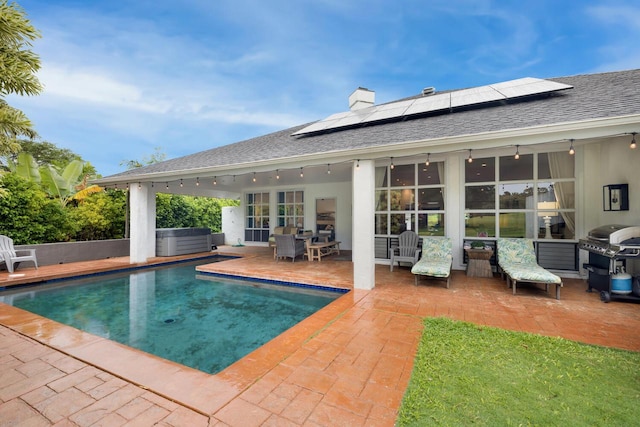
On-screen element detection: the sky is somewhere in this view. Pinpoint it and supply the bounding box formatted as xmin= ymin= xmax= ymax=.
xmin=7 ymin=0 xmax=640 ymax=176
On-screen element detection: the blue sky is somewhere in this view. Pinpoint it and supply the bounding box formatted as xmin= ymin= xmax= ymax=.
xmin=8 ymin=0 xmax=640 ymax=176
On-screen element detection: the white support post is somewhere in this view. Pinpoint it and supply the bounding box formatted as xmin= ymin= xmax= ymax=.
xmin=130 ymin=183 xmax=156 ymax=263
xmin=352 ymin=159 xmax=375 ymax=290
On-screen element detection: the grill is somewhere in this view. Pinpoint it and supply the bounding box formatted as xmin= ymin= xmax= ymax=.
xmin=579 ymin=224 xmax=640 ymax=302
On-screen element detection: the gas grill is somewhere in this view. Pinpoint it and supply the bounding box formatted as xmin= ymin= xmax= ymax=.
xmin=579 ymin=224 xmax=640 ymax=302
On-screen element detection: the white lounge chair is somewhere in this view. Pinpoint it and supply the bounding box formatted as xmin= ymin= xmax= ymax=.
xmin=0 ymin=235 xmax=38 ymax=273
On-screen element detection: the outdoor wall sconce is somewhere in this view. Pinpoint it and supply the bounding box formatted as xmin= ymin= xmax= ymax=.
xmin=603 ymin=184 xmax=629 ymax=211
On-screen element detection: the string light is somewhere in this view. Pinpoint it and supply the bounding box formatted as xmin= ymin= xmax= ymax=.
xmin=138 ymin=182 xmax=141 ymax=189
xmin=276 ymin=169 xmax=280 ymax=180
xmin=196 ymin=177 xmax=200 ymax=186
xmin=631 ymin=132 xmax=637 ymax=149
xmin=252 ymin=172 xmax=256 ymax=182
xmin=126 ymin=183 xmax=129 ymax=190
xmin=151 ymin=182 xmax=154 ymax=188
xmin=467 ymin=149 xmax=473 ymax=163
xmin=569 ymin=139 xmax=575 ymax=155
xmin=180 ymin=179 xmax=184 ymax=187
xmin=300 ymin=167 xmax=304 ymax=178
xmin=514 ymin=145 xmax=520 ymax=160
xmin=166 ymin=182 xmax=169 ymax=189
xmin=327 ymin=164 xmax=331 ymax=174
xmin=390 ymin=157 xmax=395 ymax=169
xmin=356 ymin=159 xmax=360 ymax=169
xmin=213 ymin=176 xmax=217 ymax=185
xmin=425 ymin=153 xmax=430 ymax=166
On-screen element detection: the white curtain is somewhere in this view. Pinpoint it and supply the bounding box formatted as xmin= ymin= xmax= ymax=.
xmin=375 ymin=167 xmax=387 ymax=210
xmin=548 ymin=153 xmax=575 ymax=236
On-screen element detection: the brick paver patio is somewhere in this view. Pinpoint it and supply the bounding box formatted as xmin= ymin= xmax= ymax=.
xmin=1 ymin=246 xmax=638 ymax=425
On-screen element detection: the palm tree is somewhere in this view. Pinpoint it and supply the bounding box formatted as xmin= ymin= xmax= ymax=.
xmin=0 ymin=0 xmax=42 ymax=156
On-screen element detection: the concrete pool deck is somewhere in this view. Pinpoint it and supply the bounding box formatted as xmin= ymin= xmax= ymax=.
xmin=1 ymin=246 xmax=639 ymax=426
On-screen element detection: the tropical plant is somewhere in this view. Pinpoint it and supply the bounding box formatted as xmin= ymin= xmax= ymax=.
xmin=0 ymin=0 xmax=42 ymax=157
xmin=67 ymin=190 xmax=126 ymax=240
xmin=0 ymin=173 xmax=71 ymax=243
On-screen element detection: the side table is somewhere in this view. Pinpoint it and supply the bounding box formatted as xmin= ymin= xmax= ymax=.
xmin=465 ymin=248 xmax=494 ymax=278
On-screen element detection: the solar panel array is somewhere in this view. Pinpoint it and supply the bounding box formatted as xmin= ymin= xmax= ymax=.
xmin=292 ymin=77 xmax=573 ymax=136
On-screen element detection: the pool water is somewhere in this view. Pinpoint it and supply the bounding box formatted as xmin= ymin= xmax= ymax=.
xmin=0 ymin=261 xmax=342 ymax=374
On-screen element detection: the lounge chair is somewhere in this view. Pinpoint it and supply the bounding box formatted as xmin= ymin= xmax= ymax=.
xmin=390 ymin=231 xmax=421 ymax=271
xmin=0 ymin=235 xmax=38 ymax=273
xmin=497 ymin=238 xmax=563 ymax=299
xmin=274 ymin=234 xmax=306 ymax=262
xmin=411 ymin=236 xmax=452 ymax=288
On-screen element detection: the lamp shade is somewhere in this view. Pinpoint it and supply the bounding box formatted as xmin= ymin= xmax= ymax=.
xmin=537 ymin=201 xmax=559 ymax=216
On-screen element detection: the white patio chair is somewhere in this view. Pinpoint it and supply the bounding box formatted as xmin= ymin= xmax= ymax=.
xmin=0 ymin=235 xmax=38 ymax=273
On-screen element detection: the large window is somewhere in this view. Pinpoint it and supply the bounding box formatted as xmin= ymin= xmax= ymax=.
xmin=278 ymin=190 xmax=304 ymax=229
xmin=375 ymin=162 xmax=445 ymax=236
xmin=464 ymin=152 xmax=575 ymax=240
xmin=245 ymin=192 xmax=270 ymax=242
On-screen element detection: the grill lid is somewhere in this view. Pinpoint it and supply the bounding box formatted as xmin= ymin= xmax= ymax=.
xmin=587 ymin=224 xmax=629 ymax=241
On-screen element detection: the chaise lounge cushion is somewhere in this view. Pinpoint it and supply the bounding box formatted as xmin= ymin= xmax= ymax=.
xmin=411 ymin=236 xmax=452 ymax=288
xmin=497 ymin=238 xmax=562 ymax=298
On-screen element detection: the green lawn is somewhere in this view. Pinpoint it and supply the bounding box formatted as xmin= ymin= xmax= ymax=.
xmin=398 ymin=317 xmax=640 ymax=426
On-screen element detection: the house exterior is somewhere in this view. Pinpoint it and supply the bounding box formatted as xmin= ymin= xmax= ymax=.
xmin=94 ymin=69 xmax=640 ymax=290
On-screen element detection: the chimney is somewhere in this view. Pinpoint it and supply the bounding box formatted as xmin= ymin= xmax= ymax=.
xmin=349 ymin=87 xmax=375 ymax=111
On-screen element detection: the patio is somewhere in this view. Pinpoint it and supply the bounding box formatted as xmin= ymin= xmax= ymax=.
xmin=1 ymin=246 xmax=639 ymax=426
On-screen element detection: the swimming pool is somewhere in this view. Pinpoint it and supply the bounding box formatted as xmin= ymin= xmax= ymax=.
xmin=0 ymin=260 xmax=345 ymax=374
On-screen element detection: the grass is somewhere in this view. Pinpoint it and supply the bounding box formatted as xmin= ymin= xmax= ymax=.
xmin=398 ymin=317 xmax=640 ymax=426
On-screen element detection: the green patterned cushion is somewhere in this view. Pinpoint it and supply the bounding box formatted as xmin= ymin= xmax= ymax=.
xmin=411 ymin=237 xmax=452 ymax=278
xmin=497 ymin=238 xmax=537 ymax=264
xmin=501 ymin=262 xmax=562 ymax=284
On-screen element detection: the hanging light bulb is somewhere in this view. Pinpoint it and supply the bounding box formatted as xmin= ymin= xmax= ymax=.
xmin=514 ymin=145 xmax=520 ymax=160
xmin=569 ymin=139 xmax=575 ymax=155
xmin=425 ymin=153 xmax=430 ymax=166
xmin=151 ymin=182 xmax=154 ymax=188
xmin=467 ymin=149 xmax=473 ymax=163
xmin=356 ymin=159 xmax=360 ymax=169
xmin=138 ymin=182 xmax=141 ymax=189
xmin=196 ymin=177 xmax=200 ymax=186
xmin=276 ymin=169 xmax=280 ymax=180
xmin=252 ymin=172 xmax=256 ymax=182
xmin=390 ymin=157 xmax=394 ymax=170
xmin=631 ymin=132 xmax=637 ymax=149
xmin=300 ymin=167 xmax=304 ymax=178
xmin=213 ymin=176 xmax=217 ymax=185
xmin=327 ymin=164 xmax=331 ymax=174
xmin=115 ymin=183 xmax=118 ymax=190
xmin=126 ymin=183 xmax=129 ymax=190
xmin=166 ymin=182 xmax=169 ymax=189
xmin=180 ymin=179 xmax=184 ymax=187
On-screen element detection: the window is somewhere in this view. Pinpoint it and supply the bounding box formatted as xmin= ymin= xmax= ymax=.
xmin=245 ymin=192 xmax=270 ymax=242
xmin=464 ymin=152 xmax=575 ymax=240
xmin=375 ymin=162 xmax=445 ymax=236
xmin=278 ymin=190 xmax=304 ymax=229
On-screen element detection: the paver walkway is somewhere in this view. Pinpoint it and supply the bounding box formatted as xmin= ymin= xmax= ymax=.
xmin=1 ymin=247 xmax=638 ymax=425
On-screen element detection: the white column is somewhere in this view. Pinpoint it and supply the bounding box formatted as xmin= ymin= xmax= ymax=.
xmin=352 ymin=159 xmax=375 ymax=290
xmin=130 ymin=183 xmax=156 ymax=263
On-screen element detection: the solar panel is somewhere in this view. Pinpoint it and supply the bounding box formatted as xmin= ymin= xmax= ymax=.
xmin=292 ymin=77 xmax=573 ymax=136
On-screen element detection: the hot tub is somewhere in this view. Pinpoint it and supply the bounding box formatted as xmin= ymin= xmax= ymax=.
xmin=156 ymin=228 xmax=212 ymax=256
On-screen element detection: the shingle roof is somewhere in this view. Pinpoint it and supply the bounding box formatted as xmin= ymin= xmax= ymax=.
xmin=99 ymin=69 xmax=640 ymax=181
